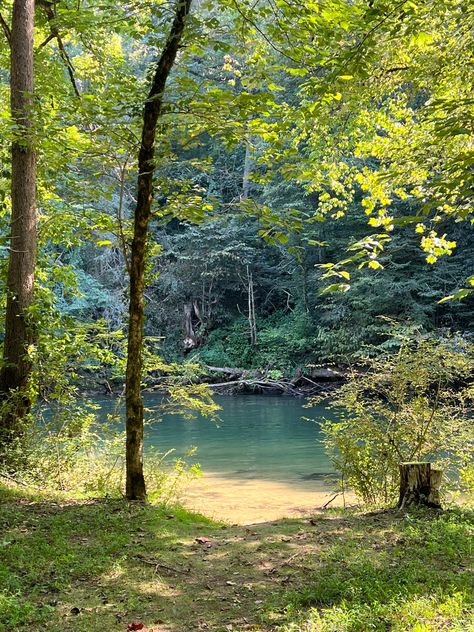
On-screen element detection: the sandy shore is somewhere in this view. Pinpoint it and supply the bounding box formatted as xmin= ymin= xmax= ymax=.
xmin=181 ymin=473 xmax=354 ymax=524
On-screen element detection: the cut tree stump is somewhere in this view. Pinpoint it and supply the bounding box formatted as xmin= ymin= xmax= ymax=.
xmin=398 ymin=462 xmax=442 ymax=509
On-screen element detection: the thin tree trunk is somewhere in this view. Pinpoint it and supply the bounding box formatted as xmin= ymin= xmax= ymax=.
xmin=247 ymin=265 xmax=257 ymax=345
xmin=125 ymin=0 xmax=192 ymax=500
xmin=116 ymin=158 xmax=131 ymax=275
xmin=300 ymin=242 xmax=309 ymax=314
xmin=183 ymin=301 xmax=199 ymax=351
xmin=242 ymin=139 xmax=252 ymax=199
xmin=0 ymin=0 xmax=37 ymax=444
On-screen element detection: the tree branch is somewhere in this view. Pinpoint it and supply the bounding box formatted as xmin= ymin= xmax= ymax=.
xmin=116 ymin=159 xmax=131 ymax=276
xmin=36 ymin=0 xmax=81 ymax=98
xmin=229 ymin=0 xmax=299 ymax=64
xmin=37 ymin=32 xmax=56 ymax=50
xmin=0 ymin=12 xmax=11 ymax=45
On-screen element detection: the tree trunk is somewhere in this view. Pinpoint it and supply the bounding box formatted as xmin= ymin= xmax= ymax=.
xmin=247 ymin=265 xmax=257 ymax=345
xmin=0 ymin=0 xmax=37 ymax=445
xmin=183 ymin=301 xmax=200 ymax=351
xmin=300 ymin=258 xmax=309 ymax=314
xmin=398 ymin=462 xmax=442 ymax=509
xmin=125 ymin=0 xmax=192 ymax=501
xmin=242 ymin=139 xmax=252 ymax=199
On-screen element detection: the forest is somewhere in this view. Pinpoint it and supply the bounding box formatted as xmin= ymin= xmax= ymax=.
xmin=0 ymin=0 xmax=473 ymax=631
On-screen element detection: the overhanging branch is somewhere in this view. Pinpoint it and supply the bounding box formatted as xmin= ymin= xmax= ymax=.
xmin=0 ymin=12 xmax=11 ymax=45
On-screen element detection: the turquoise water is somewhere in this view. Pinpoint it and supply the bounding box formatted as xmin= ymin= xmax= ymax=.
xmin=97 ymin=393 xmax=334 ymax=484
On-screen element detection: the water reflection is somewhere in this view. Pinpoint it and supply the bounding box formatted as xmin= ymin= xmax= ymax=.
xmin=97 ymin=393 xmax=334 ymax=484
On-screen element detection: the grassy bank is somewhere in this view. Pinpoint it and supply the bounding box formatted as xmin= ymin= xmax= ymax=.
xmin=0 ymin=483 xmax=473 ymax=631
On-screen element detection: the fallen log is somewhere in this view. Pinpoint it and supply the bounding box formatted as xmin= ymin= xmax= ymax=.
xmin=145 ymin=365 xmax=340 ymax=396
xmin=307 ymin=366 xmax=345 ymax=381
xmin=208 ymin=378 xmax=300 ymax=395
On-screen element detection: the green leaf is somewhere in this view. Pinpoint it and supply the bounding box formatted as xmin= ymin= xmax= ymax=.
xmin=439 ymin=288 xmax=473 ymax=303
xmin=321 ymin=283 xmax=351 ymax=294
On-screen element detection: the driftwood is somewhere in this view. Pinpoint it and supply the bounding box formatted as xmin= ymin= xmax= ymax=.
xmin=204 ymin=365 xmax=340 ymax=396
xmin=207 ymin=377 xmax=325 ymax=396
xmin=141 ymin=365 xmax=343 ymax=397
xmin=208 ymin=379 xmax=299 ymax=395
xmin=318 ymin=492 xmax=341 ymax=510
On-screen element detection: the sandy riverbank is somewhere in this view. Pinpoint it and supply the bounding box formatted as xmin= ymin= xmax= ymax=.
xmin=181 ymin=472 xmax=356 ymax=524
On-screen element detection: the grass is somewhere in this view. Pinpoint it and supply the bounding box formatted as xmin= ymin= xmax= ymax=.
xmin=0 ymin=482 xmax=473 ymax=631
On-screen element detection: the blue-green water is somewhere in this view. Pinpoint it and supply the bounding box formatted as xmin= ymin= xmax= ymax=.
xmin=97 ymin=393 xmax=333 ymax=484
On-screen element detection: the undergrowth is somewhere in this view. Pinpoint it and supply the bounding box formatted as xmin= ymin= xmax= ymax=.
xmin=0 ymin=483 xmax=472 ymax=632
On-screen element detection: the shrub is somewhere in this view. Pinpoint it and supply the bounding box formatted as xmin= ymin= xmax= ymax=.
xmin=310 ymin=337 xmax=474 ymax=505
xmin=0 ymin=395 xmax=206 ymax=502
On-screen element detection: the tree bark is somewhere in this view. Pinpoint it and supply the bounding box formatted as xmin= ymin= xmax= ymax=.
xmin=125 ymin=0 xmax=192 ymax=501
xmin=0 ymin=0 xmax=37 ymax=444
xmin=398 ymin=462 xmax=442 ymax=509
xmin=183 ymin=300 xmax=201 ymax=351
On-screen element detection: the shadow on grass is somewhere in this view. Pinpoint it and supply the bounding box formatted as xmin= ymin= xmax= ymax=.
xmin=0 ymin=483 xmax=473 ymax=632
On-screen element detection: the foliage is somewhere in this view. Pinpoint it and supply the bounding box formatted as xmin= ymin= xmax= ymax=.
xmin=312 ymin=337 xmax=474 ymax=505
xmin=0 ymin=395 xmax=203 ymax=500
xmin=0 ymin=0 xmax=471 ymax=388
xmin=0 ymin=0 xmax=473 ymax=505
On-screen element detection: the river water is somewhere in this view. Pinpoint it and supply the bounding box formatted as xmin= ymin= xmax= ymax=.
xmin=97 ymin=393 xmax=333 ymax=481
xmin=97 ymin=393 xmax=345 ymax=523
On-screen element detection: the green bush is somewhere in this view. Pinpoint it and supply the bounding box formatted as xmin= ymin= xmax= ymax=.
xmin=1 ymin=397 xmax=204 ymax=502
xmin=311 ymin=337 xmax=474 ymax=505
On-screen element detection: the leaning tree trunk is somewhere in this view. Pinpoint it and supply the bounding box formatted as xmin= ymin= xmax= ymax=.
xmin=0 ymin=0 xmax=37 ymax=445
xmin=398 ymin=462 xmax=442 ymax=510
xmin=125 ymin=0 xmax=192 ymax=500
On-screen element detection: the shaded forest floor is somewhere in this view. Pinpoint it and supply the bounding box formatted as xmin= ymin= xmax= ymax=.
xmin=0 ymin=484 xmax=473 ymax=632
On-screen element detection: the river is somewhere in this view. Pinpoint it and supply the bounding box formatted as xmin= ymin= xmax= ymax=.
xmin=97 ymin=393 xmax=346 ymax=523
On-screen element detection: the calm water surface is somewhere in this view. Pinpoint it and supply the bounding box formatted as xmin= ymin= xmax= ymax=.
xmin=97 ymin=393 xmax=334 ymax=484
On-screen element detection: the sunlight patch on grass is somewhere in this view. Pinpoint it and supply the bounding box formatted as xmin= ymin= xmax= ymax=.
xmin=1 ymin=484 xmax=473 ymax=632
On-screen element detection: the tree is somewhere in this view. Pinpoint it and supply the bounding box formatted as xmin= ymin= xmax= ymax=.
xmin=125 ymin=0 xmax=193 ymax=500
xmin=0 ymin=0 xmax=37 ymax=446
xmin=255 ymin=0 xmax=473 ymax=293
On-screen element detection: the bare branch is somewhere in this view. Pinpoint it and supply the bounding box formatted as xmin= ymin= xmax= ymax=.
xmin=229 ymin=0 xmax=299 ymax=64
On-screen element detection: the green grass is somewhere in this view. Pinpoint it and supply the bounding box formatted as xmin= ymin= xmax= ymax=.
xmin=0 ymin=483 xmax=473 ymax=631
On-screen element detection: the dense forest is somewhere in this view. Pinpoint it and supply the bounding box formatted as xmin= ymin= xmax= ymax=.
xmin=0 ymin=0 xmax=472 ymax=390
xmin=0 ymin=1 xmax=473 ymax=630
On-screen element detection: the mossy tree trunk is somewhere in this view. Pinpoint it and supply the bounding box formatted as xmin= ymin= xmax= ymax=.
xmin=398 ymin=462 xmax=442 ymax=509
xmin=0 ymin=0 xmax=37 ymax=446
xmin=125 ymin=0 xmax=193 ymax=501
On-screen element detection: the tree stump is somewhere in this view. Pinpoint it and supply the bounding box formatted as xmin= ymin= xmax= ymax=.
xmin=398 ymin=462 xmax=442 ymax=509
